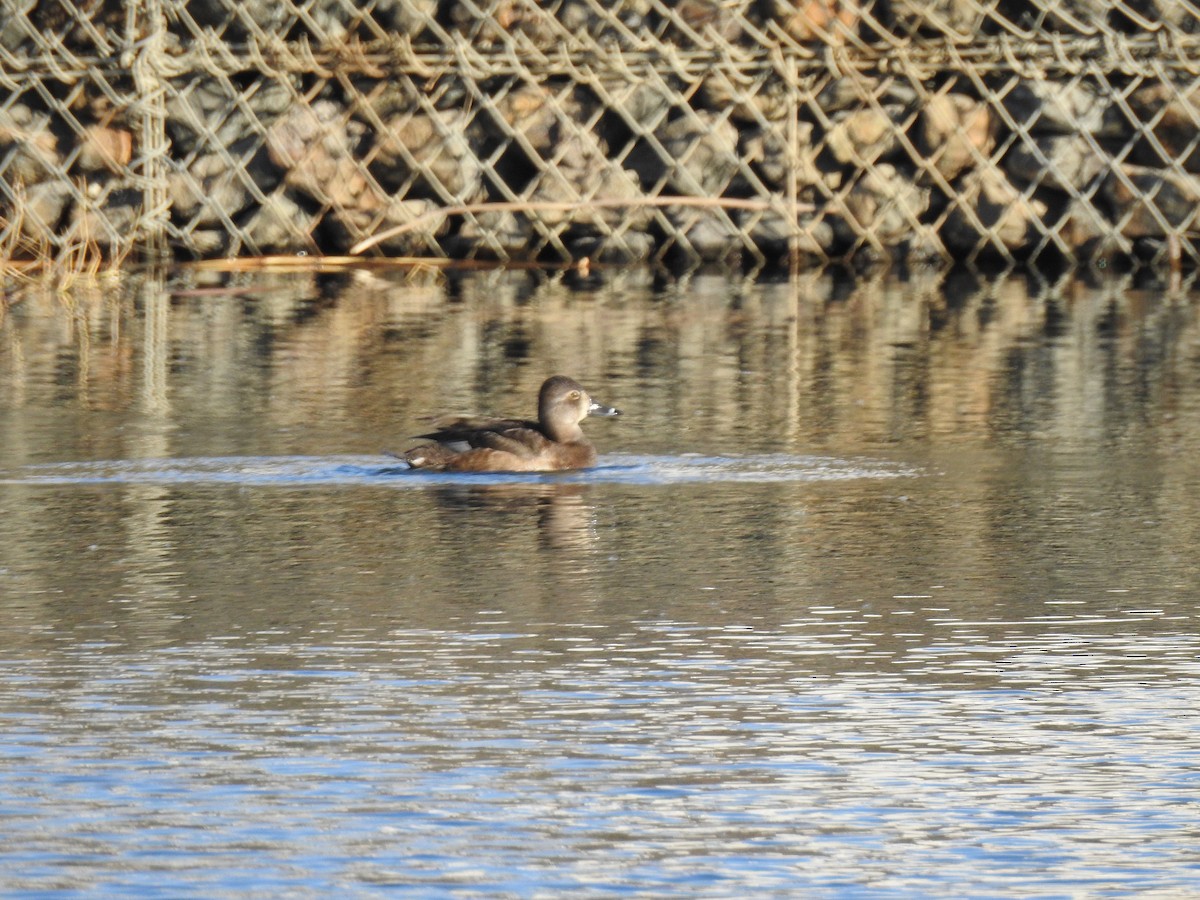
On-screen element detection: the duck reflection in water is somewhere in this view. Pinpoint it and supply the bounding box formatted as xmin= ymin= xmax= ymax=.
xmin=398 ymin=375 xmax=620 ymax=473
xmin=431 ymin=482 xmax=597 ymax=553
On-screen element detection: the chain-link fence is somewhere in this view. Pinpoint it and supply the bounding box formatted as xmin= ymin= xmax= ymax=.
xmin=3 ymin=0 xmax=1200 ymax=268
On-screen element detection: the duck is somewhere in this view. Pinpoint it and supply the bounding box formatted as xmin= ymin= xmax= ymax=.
xmin=398 ymin=375 xmax=620 ymax=472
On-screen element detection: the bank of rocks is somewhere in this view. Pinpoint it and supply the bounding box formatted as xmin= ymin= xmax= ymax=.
xmin=2 ymin=1 xmax=1199 ymax=263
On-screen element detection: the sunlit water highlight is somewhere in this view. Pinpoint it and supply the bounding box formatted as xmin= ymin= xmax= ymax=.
xmin=2 ymin=454 xmax=921 ymax=487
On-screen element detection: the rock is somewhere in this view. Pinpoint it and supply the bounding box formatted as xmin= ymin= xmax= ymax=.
xmin=168 ymin=77 xmax=293 ymax=157
xmin=172 ymin=0 xmax=433 ymax=45
xmin=0 ymin=2 xmax=33 ymax=52
xmin=665 ymin=208 xmax=744 ymax=262
xmin=1122 ymin=0 xmax=1199 ymax=32
xmin=825 ymin=106 xmax=901 ymax=166
xmin=558 ymin=0 xmax=654 ymax=43
xmin=238 ymin=192 xmax=318 ymax=253
xmin=659 ymin=0 xmax=752 ymax=43
xmin=4 ymin=2 xmax=121 ymax=52
xmin=1001 ymin=79 xmax=1115 ymax=136
xmin=184 ymin=229 xmax=232 ymax=256
xmin=14 ymin=181 xmax=72 ymax=245
xmin=523 ymin=135 xmax=649 ymax=229
xmin=327 ymin=197 xmax=448 ymax=255
xmin=740 ymin=121 xmax=826 ymax=191
xmin=313 ymin=0 xmax=437 ymax=41
xmin=700 ymin=68 xmax=793 ymax=123
xmin=167 ymin=143 xmax=277 ymax=228
xmin=1126 ymin=82 xmax=1200 ymax=171
xmin=1060 ymin=198 xmax=1117 ymax=250
xmin=175 ymin=0 xmax=292 ymax=40
xmin=489 ymin=85 xmax=571 ymax=155
xmin=918 ymin=93 xmax=992 ymax=181
xmin=942 ymin=166 xmax=1049 ymax=252
xmin=840 ymin=164 xmax=930 ymax=246
xmin=167 ymin=161 xmax=250 ymax=229
xmin=373 ymin=109 xmax=484 ymax=202
xmin=0 ymin=104 xmax=61 ymax=184
xmin=456 ymin=211 xmax=533 ymax=257
xmin=445 ymin=0 xmax=560 ymax=46
xmin=762 ymin=0 xmax=860 ymax=43
xmin=600 ymin=83 xmax=672 ymax=133
xmin=268 ymin=101 xmax=368 ymax=202
xmin=1034 ymin=0 xmax=1112 ymax=33
xmin=630 ymin=113 xmax=739 ymax=195
xmin=1005 ymin=133 xmax=1108 ymax=192
xmin=740 ymin=208 xmax=834 ymax=259
xmin=887 ymin=0 xmax=987 ymax=38
xmin=74 ymin=124 xmax=134 ymax=174
xmin=1101 ymin=165 xmax=1200 ymax=238
xmin=67 ymin=183 xmax=142 ymax=249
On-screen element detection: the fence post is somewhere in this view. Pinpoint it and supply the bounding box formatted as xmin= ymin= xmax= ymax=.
xmin=127 ymin=0 xmax=170 ymax=261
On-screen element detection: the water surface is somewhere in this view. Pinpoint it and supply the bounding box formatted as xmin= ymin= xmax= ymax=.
xmin=2 ymin=268 xmax=1200 ymax=897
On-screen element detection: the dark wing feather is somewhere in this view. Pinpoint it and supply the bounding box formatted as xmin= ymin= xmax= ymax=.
xmin=411 ymin=417 xmax=547 ymax=459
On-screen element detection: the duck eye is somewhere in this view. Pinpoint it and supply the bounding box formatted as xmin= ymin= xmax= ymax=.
xmin=568 ymin=391 xmax=581 ymax=401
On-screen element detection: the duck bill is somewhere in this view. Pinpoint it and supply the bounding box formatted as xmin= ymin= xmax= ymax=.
xmin=587 ymin=400 xmax=620 ymax=417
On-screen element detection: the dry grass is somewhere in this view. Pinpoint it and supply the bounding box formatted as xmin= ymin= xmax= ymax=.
xmin=0 ymin=184 xmax=135 ymax=293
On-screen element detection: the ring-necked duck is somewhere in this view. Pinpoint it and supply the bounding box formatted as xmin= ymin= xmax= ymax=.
xmin=399 ymin=375 xmax=620 ymax=472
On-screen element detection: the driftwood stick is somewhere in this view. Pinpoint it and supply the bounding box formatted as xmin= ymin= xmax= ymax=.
xmin=349 ymin=196 xmax=814 ymax=256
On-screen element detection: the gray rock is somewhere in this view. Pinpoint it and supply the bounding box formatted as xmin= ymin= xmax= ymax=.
xmin=184 ymin=229 xmax=232 ymax=257
xmin=171 ymin=0 xmax=435 ymax=45
xmin=660 ymin=0 xmax=753 ymax=43
xmin=167 ymin=154 xmax=252 ymax=228
xmin=739 ymin=208 xmax=834 ymax=259
xmin=1001 ymin=79 xmax=1116 ymax=136
xmin=0 ymin=0 xmax=35 ymax=52
xmin=310 ymin=0 xmax=437 ymax=41
xmin=942 ymin=166 xmax=1048 ymax=252
xmin=634 ymin=113 xmax=739 ymax=195
xmin=175 ymin=0 xmax=292 ymax=41
xmin=168 ymin=77 xmax=293 ymax=156
xmin=740 ymin=121 xmax=827 ymax=192
xmin=1061 ymin=197 xmax=1118 ymax=249
xmin=522 ymin=135 xmax=649 ymax=230
xmin=666 ymin=208 xmax=744 ymax=261
xmin=67 ymin=183 xmax=142 ymax=249
xmin=457 ymin=211 xmax=534 ymax=257
xmin=701 ymin=68 xmax=793 ymax=123
xmin=328 ymin=197 xmax=448 ymax=255
xmin=1025 ymin=0 xmax=1112 ymax=33
xmin=238 ymin=192 xmax=318 ymax=253
xmin=1124 ymin=0 xmax=1199 ymax=32
xmin=1101 ymin=165 xmax=1200 ymax=238
xmin=268 ymin=101 xmax=368 ymax=203
xmin=0 ymin=104 xmax=61 ymax=184
xmin=888 ymin=0 xmax=988 ymax=38
xmin=15 ymin=181 xmax=72 ymax=244
xmin=839 ymin=163 xmax=930 ymax=246
xmin=483 ymin=84 xmax=588 ymax=156
xmin=1126 ymin=82 xmax=1200 ymax=172
xmin=1005 ymin=133 xmax=1108 ymax=192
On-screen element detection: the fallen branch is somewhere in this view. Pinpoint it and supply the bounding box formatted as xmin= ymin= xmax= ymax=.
xmin=349 ymin=196 xmax=813 ymax=256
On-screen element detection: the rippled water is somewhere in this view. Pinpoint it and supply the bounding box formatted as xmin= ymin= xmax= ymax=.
xmin=2 ymin=268 xmax=1200 ymax=897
